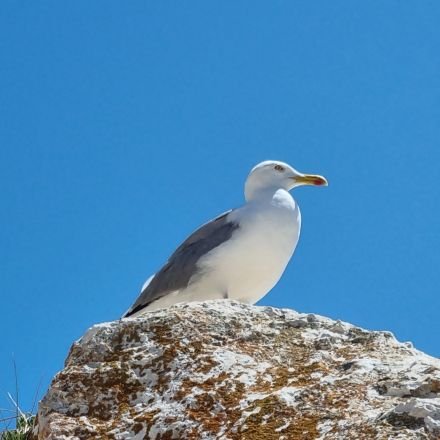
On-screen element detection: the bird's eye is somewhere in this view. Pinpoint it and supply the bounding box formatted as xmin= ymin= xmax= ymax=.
xmin=274 ymin=164 xmax=285 ymax=172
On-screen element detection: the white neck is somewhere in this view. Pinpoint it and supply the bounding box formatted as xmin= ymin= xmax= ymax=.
xmin=245 ymin=184 xmax=283 ymax=202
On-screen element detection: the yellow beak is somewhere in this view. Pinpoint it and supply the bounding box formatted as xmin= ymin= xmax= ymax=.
xmin=293 ymin=174 xmax=328 ymax=186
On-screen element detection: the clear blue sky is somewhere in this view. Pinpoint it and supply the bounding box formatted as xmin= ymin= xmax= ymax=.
xmin=1 ymin=1 xmax=439 ymax=415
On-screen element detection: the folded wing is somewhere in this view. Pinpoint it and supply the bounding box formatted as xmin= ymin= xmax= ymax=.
xmin=123 ymin=210 xmax=239 ymax=317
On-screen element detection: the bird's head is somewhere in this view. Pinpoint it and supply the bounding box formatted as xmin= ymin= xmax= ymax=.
xmin=245 ymin=160 xmax=328 ymax=201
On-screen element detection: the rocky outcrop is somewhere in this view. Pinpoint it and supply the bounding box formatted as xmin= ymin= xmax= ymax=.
xmin=32 ymin=301 xmax=440 ymax=439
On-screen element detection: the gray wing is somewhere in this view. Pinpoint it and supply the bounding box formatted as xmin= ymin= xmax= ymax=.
xmin=123 ymin=210 xmax=239 ymax=317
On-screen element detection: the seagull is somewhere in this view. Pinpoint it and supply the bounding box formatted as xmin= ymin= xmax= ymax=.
xmin=123 ymin=160 xmax=327 ymax=317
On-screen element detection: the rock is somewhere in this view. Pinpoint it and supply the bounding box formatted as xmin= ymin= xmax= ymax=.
xmin=31 ymin=300 xmax=440 ymax=439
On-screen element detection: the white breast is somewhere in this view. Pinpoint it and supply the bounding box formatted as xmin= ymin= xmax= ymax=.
xmin=196 ymin=189 xmax=301 ymax=304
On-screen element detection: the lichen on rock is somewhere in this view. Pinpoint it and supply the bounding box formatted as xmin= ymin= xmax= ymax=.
xmin=31 ymin=301 xmax=440 ymax=439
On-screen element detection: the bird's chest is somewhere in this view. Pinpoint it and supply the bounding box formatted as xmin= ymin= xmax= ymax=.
xmin=203 ymin=199 xmax=301 ymax=300
xmin=236 ymin=203 xmax=300 ymax=265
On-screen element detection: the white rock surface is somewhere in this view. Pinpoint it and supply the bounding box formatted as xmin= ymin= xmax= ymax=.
xmin=32 ymin=301 xmax=440 ymax=439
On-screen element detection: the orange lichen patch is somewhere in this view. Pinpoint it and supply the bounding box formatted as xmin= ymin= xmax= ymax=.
xmin=175 ymin=374 xmax=250 ymax=435
xmin=194 ymin=354 xmax=219 ymax=374
xmin=268 ymin=360 xmax=329 ymax=390
xmin=41 ymin=359 xmax=151 ymax=439
xmin=349 ymin=424 xmax=380 ymax=438
xmin=430 ymin=379 xmax=440 ymax=393
xmin=317 ymin=382 xmax=368 ymax=413
xmin=333 ymin=345 xmax=362 ymax=362
xmin=132 ymin=409 xmax=160 ymax=424
xmin=239 ymin=395 xmax=320 ymax=440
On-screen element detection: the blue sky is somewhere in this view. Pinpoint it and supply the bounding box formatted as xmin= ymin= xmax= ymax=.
xmin=1 ymin=1 xmax=439 ymax=416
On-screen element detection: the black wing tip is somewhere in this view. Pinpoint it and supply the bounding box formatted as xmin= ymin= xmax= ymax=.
xmin=122 ymin=300 xmax=153 ymax=318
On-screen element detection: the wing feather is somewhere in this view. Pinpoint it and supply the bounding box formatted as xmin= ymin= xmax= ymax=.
xmin=123 ymin=210 xmax=238 ymax=317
